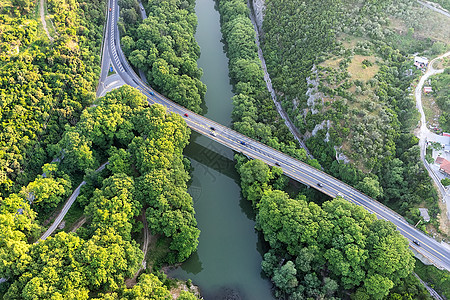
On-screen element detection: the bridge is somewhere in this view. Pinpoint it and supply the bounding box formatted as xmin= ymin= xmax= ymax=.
xmin=98 ymin=0 xmax=450 ymax=271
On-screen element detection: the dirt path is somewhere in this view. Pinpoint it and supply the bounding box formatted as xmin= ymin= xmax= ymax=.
xmin=415 ymin=51 xmax=450 ymax=222
xmin=40 ymin=0 xmax=54 ymax=42
xmin=70 ymin=216 xmax=86 ymax=232
xmin=125 ymin=210 xmax=152 ymax=288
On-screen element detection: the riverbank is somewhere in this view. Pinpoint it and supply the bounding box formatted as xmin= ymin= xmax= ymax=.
xmin=168 ymin=0 xmax=275 ymax=298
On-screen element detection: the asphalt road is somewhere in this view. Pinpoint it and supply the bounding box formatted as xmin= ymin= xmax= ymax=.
xmin=417 ymin=0 xmax=450 ymax=18
xmin=104 ymin=0 xmax=450 ymax=271
xmin=39 ymin=162 xmax=109 ymax=241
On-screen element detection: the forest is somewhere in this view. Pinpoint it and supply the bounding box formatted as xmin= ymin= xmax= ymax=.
xmin=215 ymin=0 xmax=449 ymax=298
xmin=234 ymin=157 xmax=431 ymax=299
xmin=118 ymin=0 xmax=206 ymax=114
xmin=0 ymin=0 xmax=200 ymax=297
xmin=1 ymin=86 xmax=199 ymax=299
xmin=260 ymin=0 xmax=446 ymax=231
xmin=0 ymin=0 xmax=106 ymax=195
xmin=215 ymin=0 xmax=321 ymax=168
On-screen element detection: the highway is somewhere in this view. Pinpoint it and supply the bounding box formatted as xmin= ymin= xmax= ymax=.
xmin=104 ymin=0 xmax=450 ymax=271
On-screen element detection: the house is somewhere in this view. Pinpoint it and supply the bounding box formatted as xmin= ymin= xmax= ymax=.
xmin=436 ymin=157 xmax=446 ymax=165
xmin=436 ymin=157 xmax=450 ymax=175
xmin=414 ymin=56 xmax=429 ymax=68
xmin=423 ymin=86 xmax=432 ymax=93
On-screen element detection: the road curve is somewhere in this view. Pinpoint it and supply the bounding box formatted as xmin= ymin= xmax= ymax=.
xmin=105 ymin=0 xmax=450 ymax=271
xmin=415 ymin=51 xmax=450 ymax=218
xmin=39 ymin=162 xmax=109 ymax=241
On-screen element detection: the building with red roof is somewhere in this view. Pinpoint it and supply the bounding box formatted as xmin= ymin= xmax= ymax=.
xmin=436 ymin=157 xmax=450 ymax=176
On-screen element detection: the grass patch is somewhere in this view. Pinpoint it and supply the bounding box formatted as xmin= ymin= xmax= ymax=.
xmin=147 ymin=235 xmax=171 ymax=271
xmin=347 ymin=55 xmax=379 ymax=82
xmin=414 ymin=259 xmax=450 ymax=299
xmin=107 ymin=64 xmax=116 ymax=76
xmin=62 ymin=201 xmax=84 ymax=232
xmin=320 ymin=57 xmax=342 ymax=69
xmin=43 ymin=0 xmax=57 ymax=40
xmin=422 ymin=95 xmax=438 ymax=126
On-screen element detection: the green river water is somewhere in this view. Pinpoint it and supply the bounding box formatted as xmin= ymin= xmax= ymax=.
xmin=168 ymin=0 xmax=275 ymax=299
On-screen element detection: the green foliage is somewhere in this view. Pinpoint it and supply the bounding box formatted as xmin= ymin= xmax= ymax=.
xmin=258 ymin=0 xmax=440 ymax=224
xmin=237 ymin=159 xmax=288 ymax=206
xmin=120 ymin=0 xmax=206 ymax=113
xmin=2 ymin=86 xmax=198 ymax=297
xmin=0 ymin=194 xmax=39 ymax=279
xmin=356 ymin=176 xmax=383 ymax=199
xmin=85 ymin=173 xmax=141 ymax=240
xmin=257 ymin=190 xmax=415 ymax=299
xmin=217 ymin=0 xmax=311 ymax=163
xmin=441 ymin=178 xmax=450 ymax=187
xmin=414 ymin=259 xmax=450 ymax=299
xmin=0 ymin=0 xmax=106 ymax=195
xmin=432 ymin=69 xmax=450 ymax=132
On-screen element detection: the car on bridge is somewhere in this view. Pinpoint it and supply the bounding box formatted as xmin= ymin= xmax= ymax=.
xmin=317 ymin=183 xmax=324 ymax=187
xmin=184 ymin=113 xmax=188 ymax=117
xmin=149 ymin=91 xmax=154 ymax=96
xmin=240 ymin=141 xmax=246 ymax=145
xmin=413 ymin=240 xmax=421 ymax=246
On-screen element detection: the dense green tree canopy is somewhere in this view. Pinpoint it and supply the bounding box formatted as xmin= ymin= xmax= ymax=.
xmin=257 ymin=190 xmax=414 ymax=299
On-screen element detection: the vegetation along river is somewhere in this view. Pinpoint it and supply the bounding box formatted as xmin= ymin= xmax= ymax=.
xmin=168 ymin=0 xmax=275 ymax=299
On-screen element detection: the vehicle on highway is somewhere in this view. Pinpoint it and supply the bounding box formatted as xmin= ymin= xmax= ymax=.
xmin=275 ymin=162 xmax=280 ymax=166
xmin=337 ymin=192 xmax=343 ymax=198
xmin=109 ymin=7 xmax=111 ymax=11
xmin=210 ymin=131 xmax=216 ymax=137
xmin=184 ymin=113 xmax=188 ymax=117
xmin=210 ymin=126 xmax=215 ymax=131
xmin=413 ymin=240 xmax=420 ymax=246
xmin=240 ymin=141 xmax=246 ymax=145
xmin=149 ymin=91 xmax=154 ymax=96
xmin=317 ymin=183 xmax=324 ymax=187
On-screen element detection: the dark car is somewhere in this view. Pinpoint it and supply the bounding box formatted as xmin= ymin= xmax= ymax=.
xmin=413 ymin=240 xmax=420 ymax=246
xmin=149 ymin=91 xmax=154 ymax=96
xmin=275 ymin=162 xmax=280 ymax=166
xmin=210 ymin=126 xmax=215 ymax=131
xmin=184 ymin=113 xmax=188 ymax=117
xmin=317 ymin=183 xmax=324 ymax=187
xmin=240 ymin=141 xmax=246 ymax=146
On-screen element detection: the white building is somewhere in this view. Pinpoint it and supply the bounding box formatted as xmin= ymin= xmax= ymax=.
xmin=414 ymin=56 xmax=429 ymax=68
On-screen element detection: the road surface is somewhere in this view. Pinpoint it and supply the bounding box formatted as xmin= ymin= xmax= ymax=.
xmin=417 ymin=0 xmax=450 ymax=18
xmin=39 ymin=162 xmax=109 ymax=240
xmin=99 ymin=0 xmax=450 ymax=271
xmin=415 ymin=51 xmax=450 ymax=219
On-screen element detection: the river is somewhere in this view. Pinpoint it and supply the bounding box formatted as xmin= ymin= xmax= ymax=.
xmin=168 ymin=0 xmax=275 ymax=299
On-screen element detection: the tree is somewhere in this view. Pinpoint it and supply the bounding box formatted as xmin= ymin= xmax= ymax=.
xmin=20 ymin=175 xmax=71 ymax=213
xmin=80 ymin=228 xmax=143 ymax=291
xmin=85 ymin=174 xmax=140 ymax=240
xmin=57 ymin=129 xmax=96 ymax=174
xmin=122 ymin=274 xmax=171 ymax=299
xmin=356 ymin=176 xmax=383 ymax=199
xmin=441 ymin=178 xmax=450 ymax=187
xmin=273 ymin=261 xmax=299 ymax=294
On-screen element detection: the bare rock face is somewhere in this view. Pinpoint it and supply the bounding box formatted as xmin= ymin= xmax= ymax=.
xmin=251 ymin=0 xmax=265 ymax=32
